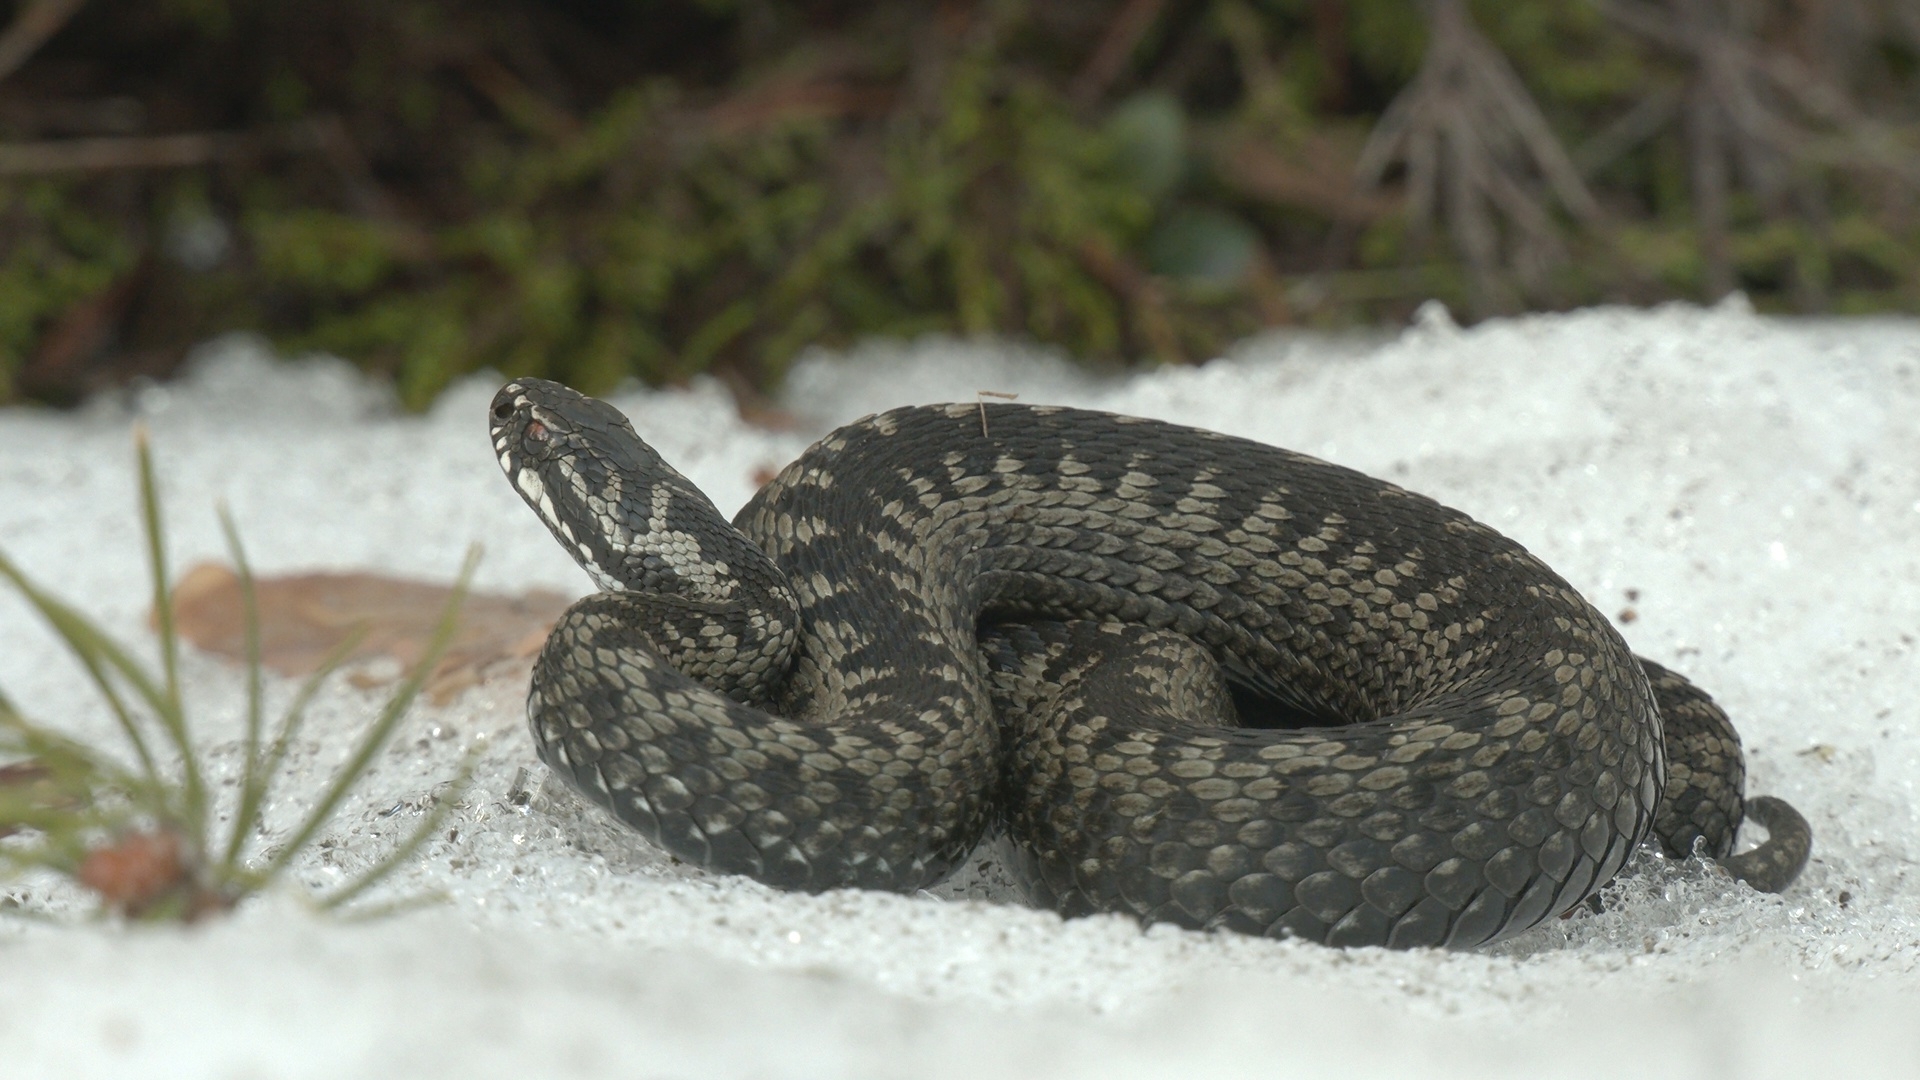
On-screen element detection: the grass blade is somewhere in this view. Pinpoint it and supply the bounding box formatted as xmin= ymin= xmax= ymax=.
xmin=0 ymin=710 xmax=148 ymax=875
xmin=215 ymin=506 xmax=266 ymax=868
xmin=219 ymin=623 xmax=368 ymax=875
xmin=261 ymin=545 xmax=478 ymax=880
xmin=133 ymin=426 xmax=205 ymax=846
xmin=4 ymin=432 xmax=482 ymax=925
xmin=0 ymin=711 xmax=151 ymax=804
xmin=133 ymin=425 xmax=181 ymax=713
xmin=0 ymin=550 xmax=165 ymax=791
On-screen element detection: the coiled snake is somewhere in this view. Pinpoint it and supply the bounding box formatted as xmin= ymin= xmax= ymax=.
xmin=491 ymin=378 xmax=1811 ymax=948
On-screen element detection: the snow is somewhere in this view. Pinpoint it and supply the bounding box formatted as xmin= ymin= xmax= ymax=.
xmin=3 ymin=298 xmax=1919 ymax=1077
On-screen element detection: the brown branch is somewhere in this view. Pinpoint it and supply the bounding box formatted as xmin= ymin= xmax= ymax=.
xmin=1076 ymin=237 xmax=1183 ymax=363
xmin=704 ymin=80 xmax=893 ymax=138
xmin=0 ymin=0 xmax=87 ymax=85
xmin=1753 ymin=49 xmax=1920 ymax=184
xmin=1600 ymin=0 xmax=1919 ymax=186
xmin=1456 ymin=28 xmax=1601 ymax=223
xmin=21 ymin=254 xmax=151 ymax=400
xmin=0 ymin=132 xmax=232 ymax=175
xmin=0 ymin=122 xmax=435 ymax=268
xmin=1312 ymin=0 xmax=1351 ymax=111
xmin=0 ymin=118 xmax=412 ymax=180
xmin=1597 ymin=0 xmax=1920 ymax=303
xmin=1070 ymin=0 xmax=1167 ymax=109
xmin=1598 ymin=0 xmax=1690 ymax=51
xmin=0 ymin=95 xmax=144 ymax=137
xmin=1684 ymin=75 xmax=1734 ymax=297
xmin=1204 ymin=129 xmax=1397 ymax=224
xmin=301 ymin=114 xmax=406 ymax=224
xmin=1575 ymin=83 xmax=1681 ymax=175
xmin=1354 ymin=0 xmax=1597 ymax=309
xmin=459 ymin=54 xmax=581 ymax=140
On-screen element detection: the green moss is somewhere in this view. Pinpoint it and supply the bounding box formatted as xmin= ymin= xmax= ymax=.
xmin=0 ymin=183 xmax=139 ymax=396
xmin=249 ymin=210 xmax=403 ymax=295
xmin=2 ymin=0 xmax=1915 ymax=406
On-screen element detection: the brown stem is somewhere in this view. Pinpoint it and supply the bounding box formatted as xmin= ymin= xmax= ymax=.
xmin=0 ymin=132 xmax=229 ymax=175
xmin=1685 ymin=77 xmax=1734 ymax=299
xmin=0 ymin=0 xmax=87 ymax=85
xmin=1070 ymin=0 xmax=1167 ymax=108
xmin=1203 ymin=128 xmax=1397 ymax=223
xmin=1077 ymin=237 xmax=1184 ymax=363
xmin=1355 ymin=0 xmax=1592 ymax=303
xmin=1312 ymin=0 xmax=1350 ymax=111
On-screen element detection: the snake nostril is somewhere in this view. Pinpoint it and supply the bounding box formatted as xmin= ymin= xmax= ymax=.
xmin=493 ymin=401 xmax=515 ymax=420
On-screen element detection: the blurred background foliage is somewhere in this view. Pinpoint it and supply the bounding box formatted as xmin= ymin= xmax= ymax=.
xmin=0 ymin=0 xmax=1915 ymax=408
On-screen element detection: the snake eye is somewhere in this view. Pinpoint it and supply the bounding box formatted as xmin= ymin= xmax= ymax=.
xmin=524 ymin=420 xmax=550 ymax=445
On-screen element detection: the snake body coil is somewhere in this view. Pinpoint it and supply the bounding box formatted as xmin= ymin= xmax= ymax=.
xmin=491 ymin=379 xmax=1810 ymax=949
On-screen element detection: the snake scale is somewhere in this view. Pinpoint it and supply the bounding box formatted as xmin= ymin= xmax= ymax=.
xmin=491 ymin=378 xmax=1811 ymax=949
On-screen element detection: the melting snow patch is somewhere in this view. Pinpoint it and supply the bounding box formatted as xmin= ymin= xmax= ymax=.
xmin=4 ymin=305 xmax=1919 ymax=1078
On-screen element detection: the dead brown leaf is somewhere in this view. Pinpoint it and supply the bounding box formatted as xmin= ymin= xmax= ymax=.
xmin=165 ymin=563 xmax=572 ymax=704
xmin=76 ymin=828 xmax=194 ymax=918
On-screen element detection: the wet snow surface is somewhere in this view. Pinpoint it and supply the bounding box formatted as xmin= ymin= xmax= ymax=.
xmin=3 ymin=300 xmax=1919 ymax=1077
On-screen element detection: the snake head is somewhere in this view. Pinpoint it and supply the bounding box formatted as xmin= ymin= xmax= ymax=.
xmin=490 ymin=378 xmax=745 ymax=601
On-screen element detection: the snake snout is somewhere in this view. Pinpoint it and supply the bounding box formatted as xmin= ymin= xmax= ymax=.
xmin=489 ymin=380 xmax=539 ymax=431
xmin=489 ymin=382 xmax=546 ymax=468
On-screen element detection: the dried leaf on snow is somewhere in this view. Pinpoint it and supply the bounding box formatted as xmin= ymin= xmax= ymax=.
xmin=164 ymin=563 xmax=571 ymax=704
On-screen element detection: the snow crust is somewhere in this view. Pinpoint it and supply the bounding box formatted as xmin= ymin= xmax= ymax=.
xmin=3 ymin=299 xmax=1918 ymax=1077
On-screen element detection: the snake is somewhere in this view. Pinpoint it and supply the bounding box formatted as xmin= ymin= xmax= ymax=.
xmin=490 ymin=378 xmax=1812 ymax=949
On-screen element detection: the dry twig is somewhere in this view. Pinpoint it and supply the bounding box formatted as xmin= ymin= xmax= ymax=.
xmin=0 ymin=0 xmax=86 ymax=85
xmin=1597 ymin=0 xmax=1920 ymax=301
xmin=1354 ymin=0 xmax=1600 ymax=312
xmin=1076 ymin=236 xmax=1183 ymax=362
xmin=1071 ymin=0 xmax=1168 ymax=108
xmin=0 ymin=132 xmax=232 ymax=176
xmin=1206 ymin=130 xmax=1396 ymax=225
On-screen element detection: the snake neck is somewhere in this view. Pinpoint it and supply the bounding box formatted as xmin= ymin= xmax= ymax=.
xmin=492 ymin=377 xmax=804 ymax=704
xmin=491 ymin=377 xmax=788 ymax=602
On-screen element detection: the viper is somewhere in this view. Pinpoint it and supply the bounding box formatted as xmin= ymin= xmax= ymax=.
xmin=490 ymin=378 xmax=1811 ymax=948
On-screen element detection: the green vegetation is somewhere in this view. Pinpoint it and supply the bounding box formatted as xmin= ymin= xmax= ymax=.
xmin=0 ymin=0 xmax=1915 ymax=407
xmin=0 ymin=428 xmax=476 ymax=920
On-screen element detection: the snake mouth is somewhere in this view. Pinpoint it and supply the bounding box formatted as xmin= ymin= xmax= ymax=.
xmin=490 ymin=381 xmax=583 ymax=571
xmin=491 ymin=381 xmax=582 ymax=485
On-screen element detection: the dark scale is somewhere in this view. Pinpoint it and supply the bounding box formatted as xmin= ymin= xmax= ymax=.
xmin=492 ymin=380 xmax=1811 ymax=949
